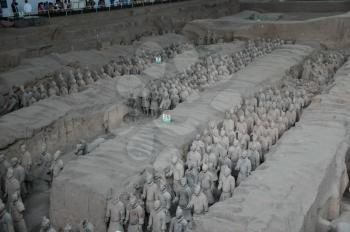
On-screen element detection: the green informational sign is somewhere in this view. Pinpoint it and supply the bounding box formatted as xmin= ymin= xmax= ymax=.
xmin=155 ymin=56 xmax=162 ymax=64
xmin=162 ymin=112 xmax=171 ymax=123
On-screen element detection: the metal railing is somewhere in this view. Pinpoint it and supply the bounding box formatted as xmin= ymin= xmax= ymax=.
xmin=3 ymin=0 xmax=186 ymax=20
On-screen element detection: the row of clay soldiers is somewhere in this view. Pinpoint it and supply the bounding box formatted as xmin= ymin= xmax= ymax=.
xmin=100 ymin=82 xmax=306 ymax=232
xmin=129 ymin=38 xmax=285 ymax=117
xmin=103 ymin=50 xmax=345 ymax=232
xmin=0 ymin=42 xmax=191 ymax=117
xmin=0 ymin=209 xmax=94 ymax=232
xmin=298 ymin=51 xmax=345 ymax=94
xmin=103 ymin=171 xmax=196 ymax=232
xmin=0 ymin=143 xmax=64 ymax=232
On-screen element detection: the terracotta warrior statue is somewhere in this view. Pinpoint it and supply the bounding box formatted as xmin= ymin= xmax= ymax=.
xmin=159 ymin=184 xmax=171 ymax=225
xmin=81 ymin=219 xmax=94 ymax=232
xmin=187 ymin=185 xmax=208 ymax=216
xmin=198 ymin=164 xmax=214 ymax=205
xmin=169 ymin=207 xmax=188 ymax=232
xmin=10 ymin=191 xmax=27 ymax=232
xmin=63 ymin=224 xmax=73 ymax=232
xmin=39 ymin=216 xmax=56 ymax=232
xmin=0 ymin=200 xmax=15 ymax=232
xmin=20 ymin=144 xmax=32 ymax=191
xmin=218 ymin=166 xmax=235 ymax=201
xmin=173 ymin=178 xmax=192 ymax=222
xmin=105 ymin=193 xmax=126 ymax=232
xmin=11 ymin=157 xmax=26 ymax=198
xmin=50 ymin=151 xmax=64 ymax=180
xmin=125 ymin=195 xmax=144 ymax=232
xmin=142 ymin=173 xmax=159 ymax=214
xmin=5 ymin=168 xmax=20 ymax=206
xmin=235 ymin=151 xmax=252 ymax=185
xmin=166 ymin=155 xmax=184 ymax=193
xmin=147 ymin=200 xmax=167 ymax=232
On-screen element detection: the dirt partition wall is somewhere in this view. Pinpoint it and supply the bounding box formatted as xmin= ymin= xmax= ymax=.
xmin=0 ymin=0 xmax=239 ymax=71
xmin=240 ymin=1 xmax=350 ymax=13
xmin=182 ymin=13 xmax=350 ymax=49
xmin=0 ymin=78 xmax=128 ymax=162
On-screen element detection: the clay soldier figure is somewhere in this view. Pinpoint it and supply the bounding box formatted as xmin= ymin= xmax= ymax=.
xmin=173 ymin=178 xmax=192 ymax=222
xmin=10 ymin=191 xmax=27 ymax=232
xmin=202 ymin=129 xmax=212 ymax=146
xmin=105 ymin=194 xmax=126 ymax=232
xmin=20 ymin=145 xmax=32 ymax=191
xmin=198 ymin=164 xmax=214 ymax=205
xmin=48 ymin=81 xmax=59 ymax=97
xmin=236 ymin=115 xmax=247 ymax=135
xmin=207 ymin=151 xmax=219 ymax=184
xmin=218 ymin=166 xmax=235 ymax=201
xmin=60 ymin=85 xmax=69 ymax=96
xmin=50 ymin=151 xmax=64 ymax=181
xmin=76 ymin=70 xmax=86 ymax=88
xmin=63 ymin=224 xmax=73 ymax=232
xmin=147 ymin=200 xmax=167 ymax=232
xmin=81 ymin=219 xmax=94 ymax=232
xmin=187 ymin=185 xmax=208 ymax=216
xmin=10 ymin=158 xmax=26 ymax=199
xmin=31 ymin=86 xmax=41 ymax=101
xmin=75 ymin=140 xmax=88 ymax=156
xmin=91 ymin=71 xmax=101 ymax=82
xmin=18 ymin=85 xmax=30 ymax=108
xmin=169 ymin=207 xmax=188 ymax=232
xmin=223 ymin=111 xmax=235 ymax=143
xmin=0 ymin=200 xmax=15 ymax=232
xmin=268 ymin=122 xmax=279 ymax=145
xmin=84 ymin=69 xmax=95 ymax=85
xmin=38 ymin=84 xmax=48 ymax=100
xmin=150 ymin=90 xmax=160 ymax=117
xmin=186 ymin=146 xmax=201 ymax=170
xmin=165 ymin=155 xmax=184 ymax=193
xmin=235 ymin=151 xmax=252 ymax=185
xmin=0 ymin=155 xmax=11 ymax=198
xmin=208 ymin=121 xmax=218 ymax=137
xmin=68 ymin=77 xmax=79 ymax=94
xmin=228 ymin=139 xmax=241 ymax=167
xmin=142 ymin=173 xmax=159 ymax=214
xmin=248 ymin=146 xmax=260 ymax=171
xmin=125 ymin=195 xmax=144 ymax=232
xmin=250 ymin=134 xmax=262 ymax=157
xmin=5 ymin=168 xmax=20 ymax=206
xmin=39 ymin=217 xmax=56 ymax=232
xmin=159 ymin=184 xmax=171 ymax=225
xmin=141 ymin=88 xmax=150 ymax=116
xmin=37 ymin=143 xmax=52 ymax=184
xmin=170 ymin=93 xmax=180 ymax=110
xmin=192 ymin=134 xmax=205 ymax=154
xmin=159 ymin=92 xmax=171 ymax=113
xmin=219 ymin=129 xmax=230 ymax=151
xmin=3 ymin=87 xmax=19 ymax=114
xmin=185 ymin=163 xmax=199 ymax=194
xmin=56 ymin=73 xmax=67 ymax=89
